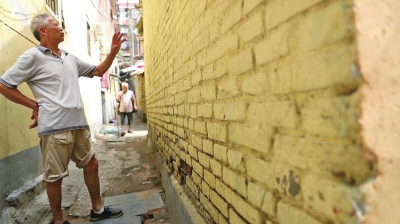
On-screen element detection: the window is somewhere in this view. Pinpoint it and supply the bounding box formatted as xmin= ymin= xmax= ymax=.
xmin=46 ymin=0 xmax=58 ymax=16
xmin=87 ymin=22 xmax=91 ymax=56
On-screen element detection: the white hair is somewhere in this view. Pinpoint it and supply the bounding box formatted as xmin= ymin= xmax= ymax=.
xmin=122 ymin=82 xmax=129 ymax=88
xmin=31 ymin=13 xmax=52 ymax=41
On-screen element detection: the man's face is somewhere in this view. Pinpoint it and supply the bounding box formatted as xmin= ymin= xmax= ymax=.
xmin=122 ymin=85 xmax=128 ymax=93
xmin=42 ymin=17 xmax=64 ymax=42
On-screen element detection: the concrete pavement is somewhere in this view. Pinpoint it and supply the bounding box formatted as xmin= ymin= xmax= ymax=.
xmin=0 ymin=113 xmax=171 ymax=224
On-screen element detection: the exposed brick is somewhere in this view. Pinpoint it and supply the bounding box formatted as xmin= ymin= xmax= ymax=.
xmin=243 ymin=0 xmax=264 ymax=15
xmin=228 ymin=190 xmax=262 ymax=224
xmin=207 ymin=122 xmax=227 ymax=142
xmin=200 ymin=193 xmax=219 ymax=221
xmin=214 ymin=144 xmax=228 ymax=163
xmin=198 ymin=151 xmax=211 ymax=169
xmin=202 ymin=63 xmax=215 ymax=81
xmin=268 ymin=47 xmax=358 ymax=94
xmin=206 ymin=34 xmax=239 ymax=63
xmin=222 ymin=2 xmax=242 ymax=33
xmin=255 ymin=24 xmax=289 ymax=65
xmin=185 ymin=154 xmax=192 ymax=166
xmin=192 ymin=171 xmax=202 ymax=186
xmin=273 ymin=134 xmax=371 ymax=183
xmin=192 ymin=160 xmax=204 ymax=177
xmin=191 ymin=135 xmax=203 ymax=150
xmin=229 ymin=123 xmax=275 ymax=154
xmin=302 ymin=175 xmax=360 ymax=224
xmin=238 ymin=11 xmax=263 ymax=43
xmin=289 ymin=1 xmax=352 ymax=54
xmin=194 ymin=120 xmax=207 ymax=134
xmin=229 ymin=209 xmax=247 ymax=224
xmin=202 ymin=139 xmax=214 ymax=155
xmin=214 ymin=102 xmax=246 ymax=121
xmin=198 ymin=104 xmax=213 ymax=118
xmin=247 ymin=182 xmax=266 ymax=209
xmin=265 ymin=0 xmax=323 ymax=30
xmin=242 ymin=71 xmax=268 ymax=95
xmin=188 ymin=118 xmax=195 ymax=130
xmin=247 ymin=101 xmax=299 ymax=128
xmin=204 ymin=169 xmax=216 ymax=188
xmin=186 ymin=176 xmax=199 ymax=198
xmin=192 ymin=70 xmax=202 ymax=85
xmin=210 ymin=159 xmax=222 ymax=177
xmin=211 ymin=190 xmax=228 ymax=217
xmin=219 ymin=214 xmax=229 ymax=224
xmin=228 ymin=49 xmax=253 ymax=75
xmin=201 ymin=84 xmax=216 ymax=101
xmin=262 ymin=191 xmax=278 ymax=217
xmin=215 ymin=179 xmax=228 ymax=199
xmin=277 ymin=202 xmax=323 ymax=224
xmin=175 ymin=126 xmax=185 ymax=138
xmin=246 ymin=156 xmax=302 ymax=199
xmin=222 ymin=167 xmax=247 ymax=197
xmin=202 ymin=180 xmax=211 ymax=198
xmin=301 ymin=95 xmax=359 ymax=138
xmin=214 ymin=56 xmax=229 ymax=78
xmin=227 ymin=149 xmax=245 ymax=172
xmin=217 ymin=77 xmax=239 ymax=99
xmin=188 ymin=88 xmax=201 ymax=103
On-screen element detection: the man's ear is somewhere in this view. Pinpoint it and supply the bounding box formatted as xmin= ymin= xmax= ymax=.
xmin=39 ymin=27 xmax=46 ymax=36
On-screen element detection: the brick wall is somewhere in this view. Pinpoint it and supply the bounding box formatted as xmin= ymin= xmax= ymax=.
xmin=143 ymin=0 xmax=375 ymax=223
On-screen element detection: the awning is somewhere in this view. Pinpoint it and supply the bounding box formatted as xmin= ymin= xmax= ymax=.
xmin=132 ymin=68 xmax=144 ymax=75
xmin=121 ymin=60 xmax=144 ymax=73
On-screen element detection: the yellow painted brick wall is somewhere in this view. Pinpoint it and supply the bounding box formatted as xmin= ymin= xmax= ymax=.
xmin=143 ymin=0 xmax=375 ymax=223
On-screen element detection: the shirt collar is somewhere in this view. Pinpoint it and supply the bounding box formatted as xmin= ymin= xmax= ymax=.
xmin=36 ymin=45 xmax=68 ymax=55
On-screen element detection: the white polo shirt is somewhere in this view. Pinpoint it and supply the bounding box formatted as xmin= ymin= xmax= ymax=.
xmin=0 ymin=46 xmax=97 ymax=136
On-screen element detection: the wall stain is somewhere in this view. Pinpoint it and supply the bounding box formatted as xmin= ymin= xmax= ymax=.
xmin=288 ymin=170 xmax=300 ymax=197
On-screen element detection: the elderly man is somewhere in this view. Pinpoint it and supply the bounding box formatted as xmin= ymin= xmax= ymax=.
xmin=0 ymin=13 xmax=124 ymax=224
xmin=116 ymin=82 xmax=137 ymax=136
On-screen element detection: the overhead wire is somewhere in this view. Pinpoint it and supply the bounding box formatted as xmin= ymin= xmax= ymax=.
xmin=89 ymin=0 xmax=113 ymax=22
xmin=0 ymin=19 xmax=37 ymax=45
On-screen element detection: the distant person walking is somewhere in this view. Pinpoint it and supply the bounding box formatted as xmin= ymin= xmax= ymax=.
xmin=116 ymin=82 xmax=137 ymax=136
xmin=0 ymin=13 xmax=124 ymax=224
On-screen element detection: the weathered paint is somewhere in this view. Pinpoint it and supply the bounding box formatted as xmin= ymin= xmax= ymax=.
xmin=0 ymin=145 xmax=42 ymax=210
xmin=355 ymin=0 xmax=400 ymax=223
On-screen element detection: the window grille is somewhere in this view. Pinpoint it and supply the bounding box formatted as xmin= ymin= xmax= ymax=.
xmin=46 ymin=0 xmax=58 ymax=15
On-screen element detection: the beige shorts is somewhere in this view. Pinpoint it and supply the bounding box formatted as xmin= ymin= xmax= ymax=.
xmin=40 ymin=128 xmax=95 ymax=182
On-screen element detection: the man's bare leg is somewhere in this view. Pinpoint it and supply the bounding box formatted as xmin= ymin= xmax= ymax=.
xmin=47 ymin=179 xmax=65 ymax=223
xmin=83 ymin=156 xmax=103 ymax=211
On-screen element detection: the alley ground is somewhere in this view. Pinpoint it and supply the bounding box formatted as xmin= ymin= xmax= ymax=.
xmin=61 ymin=113 xmax=171 ymax=224
xmin=2 ymin=113 xmax=171 ymax=224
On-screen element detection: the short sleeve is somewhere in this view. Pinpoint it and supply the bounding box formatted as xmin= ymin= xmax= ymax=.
xmin=76 ymin=57 xmax=96 ymax=78
xmin=0 ymin=53 xmax=37 ymax=88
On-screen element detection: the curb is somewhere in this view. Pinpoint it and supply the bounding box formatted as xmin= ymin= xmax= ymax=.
xmin=5 ymin=175 xmax=45 ymax=208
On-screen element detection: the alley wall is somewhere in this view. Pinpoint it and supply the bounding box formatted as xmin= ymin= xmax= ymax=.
xmin=143 ymin=0 xmax=375 ymax=223
xmin=0 ymin=1 xmax=45 ymax=211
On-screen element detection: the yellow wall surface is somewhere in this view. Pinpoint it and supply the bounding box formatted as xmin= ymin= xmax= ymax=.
xmin=0 ymin=0 xmax=44 ymax=158
xmin=143 ymin=0 xmax=375 ymax=223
